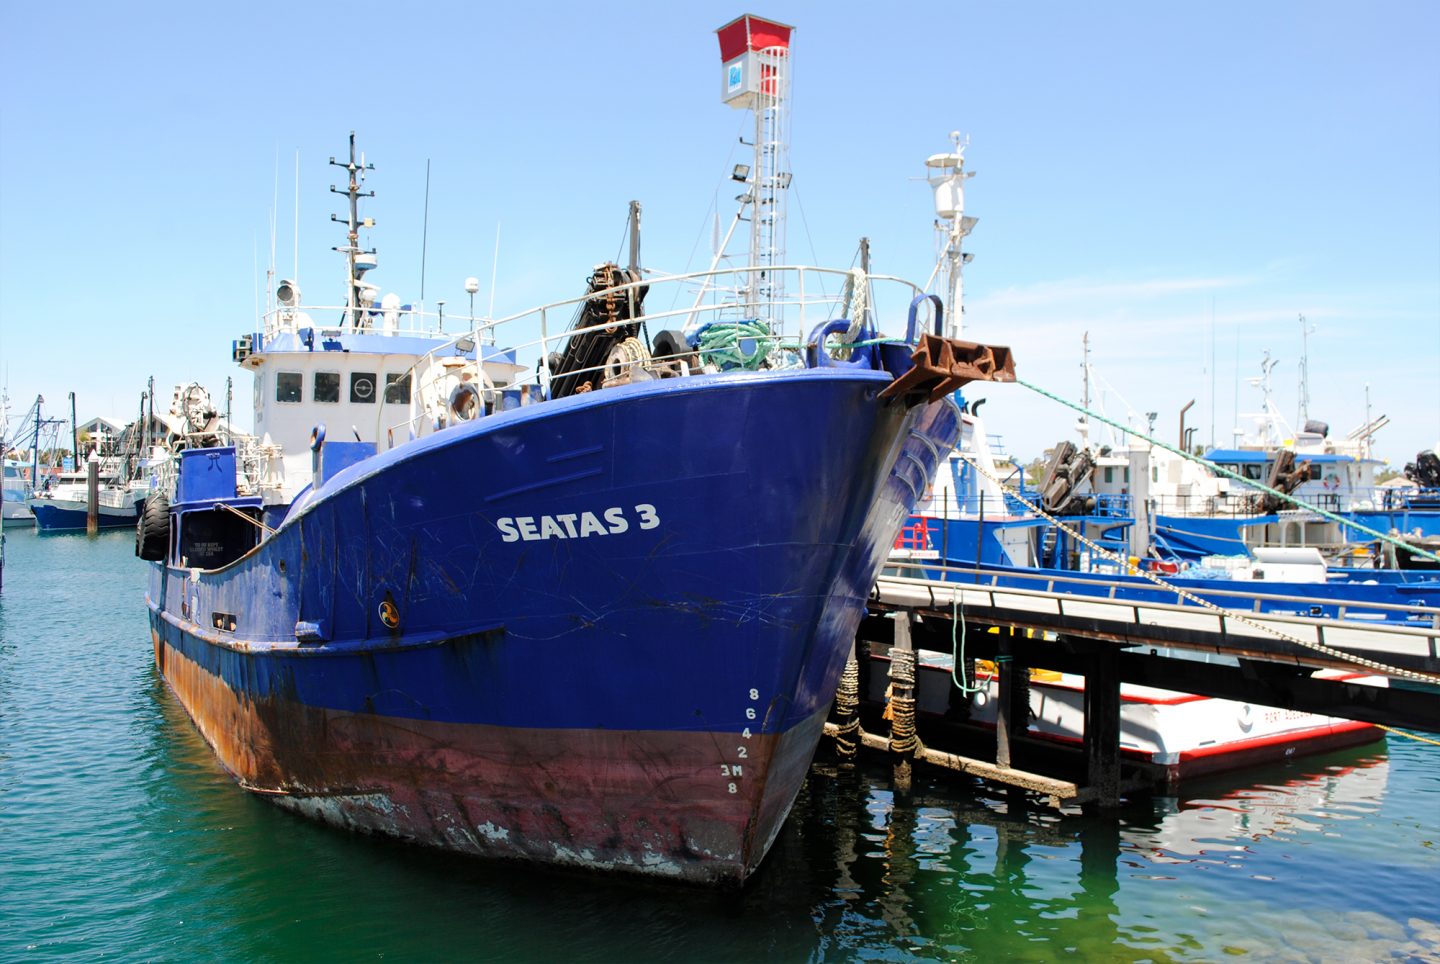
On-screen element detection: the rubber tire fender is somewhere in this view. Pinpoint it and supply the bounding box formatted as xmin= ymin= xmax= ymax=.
xmin=136 ymin=493 xmax=170 ymax=561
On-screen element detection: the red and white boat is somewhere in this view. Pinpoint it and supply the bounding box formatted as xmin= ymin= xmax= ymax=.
xmin=866 ymin=647 xmax=1383 ymax=784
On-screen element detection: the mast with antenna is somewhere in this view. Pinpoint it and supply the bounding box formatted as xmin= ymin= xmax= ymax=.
xmin=1080 ymin=331 xmax=1091 ymax=449
xmin=924 ymin=132 xmax=977 ymax=339
xmin=329 ymin=132 xmax=376 ymax=330
xmin=627 ymin=200 xmax=642 ymax=274
xmin=715 ymin=15 xmax=794 ymax=320
xmin=1297 ymin=312 xmax=1314 ymax=428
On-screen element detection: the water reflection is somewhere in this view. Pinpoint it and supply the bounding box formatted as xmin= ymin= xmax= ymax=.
xmin=4 ymin=528 xmax=1437 ymax=962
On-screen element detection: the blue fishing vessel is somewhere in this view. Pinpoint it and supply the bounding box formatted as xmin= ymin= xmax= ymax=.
xmin=140 ymin=19 xmax=1016 ymax=885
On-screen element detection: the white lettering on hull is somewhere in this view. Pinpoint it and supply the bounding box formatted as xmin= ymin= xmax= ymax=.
xmin=496 ymin=504 xmax=660 ymax=543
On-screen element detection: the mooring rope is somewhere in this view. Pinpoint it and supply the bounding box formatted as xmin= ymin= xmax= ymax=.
xmin=215 ymin=500 xmax=275 ymax=536
xmin=1375 ymin=724 xmax=1440 ymax=747
xmin=887 ymin=647 xmax=921 ymax=755
xmin=956 ymin=451 xmax=1440 ymax=684
xmin=834 ymin=659 xmax=861 ymax=759
xmin=1016 ymin=378 xmax=1440 ymax=565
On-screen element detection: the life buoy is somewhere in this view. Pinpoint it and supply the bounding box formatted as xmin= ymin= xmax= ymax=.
xmin=448 ymin=382 xmax=483 ymax=421
xmin=1323 ymin=473 xmax=1340 ymax=491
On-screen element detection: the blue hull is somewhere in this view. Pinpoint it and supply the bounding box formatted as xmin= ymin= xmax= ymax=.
xmin=147 ymin=369 xmax=960 ymax=883
xmin=1350 ymin=508 xmax=1440 ymax=539
xmin=31 ymin=501 xmax=138 ymax=531
xmin=1152 ymin=513 xmax=1260 ymax=560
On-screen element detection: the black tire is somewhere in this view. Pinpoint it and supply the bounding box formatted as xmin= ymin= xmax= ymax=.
xmin=136 ymin=493 xmax=170 ymax=561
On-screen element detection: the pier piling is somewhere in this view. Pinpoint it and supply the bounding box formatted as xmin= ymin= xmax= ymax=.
xmin=995 ymin=627 xmax=1030 ymax=771
xmin=888 ymin=613 xmax=918 ymax=795
xmin=85 ymin=459 xmax=99 ymax=535
xmin=834 ymin=640 xmax=861 ymax=761
xmin=1081 ymin=640 xmax=1122 ymax=810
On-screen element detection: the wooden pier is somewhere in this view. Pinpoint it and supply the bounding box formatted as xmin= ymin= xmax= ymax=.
xmin=827 ymin=569 xmax=1440 ymax=809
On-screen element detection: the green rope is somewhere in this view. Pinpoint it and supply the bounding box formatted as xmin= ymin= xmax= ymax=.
xmin=1016 ymin=378 xmax=1440 ymax=565
xmin=950 ymin=597 xmax=986 ymax=695
xmin=696 ymin=321 xmax=778 ymax=371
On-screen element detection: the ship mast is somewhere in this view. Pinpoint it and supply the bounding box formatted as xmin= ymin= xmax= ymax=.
xmin=329 ymin=133 xmax=376 ymax=329
xmin=924 ymin=132 xmax=977 ymax=340
xmin=715 ymin=15 xmax=794 ymax=321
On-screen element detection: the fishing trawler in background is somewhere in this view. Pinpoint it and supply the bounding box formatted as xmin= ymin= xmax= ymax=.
xmin=879 ymin=136 xmax=1440 ymax=782
xmin=141 ymin=17 xmax=1019 ymax=885
xmin=1034 ymin=343 xmax=1440 ymax=568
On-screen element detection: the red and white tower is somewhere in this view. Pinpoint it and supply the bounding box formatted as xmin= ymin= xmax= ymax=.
xmin=715 ymin=14 xmax=793 ymax=317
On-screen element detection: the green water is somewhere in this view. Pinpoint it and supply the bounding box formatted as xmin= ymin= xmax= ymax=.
xmin=2 ymin=528 xmax=1437 ymax=961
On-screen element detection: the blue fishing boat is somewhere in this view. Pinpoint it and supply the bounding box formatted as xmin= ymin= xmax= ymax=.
xmin=140 ymin=20 xmax=1016 ymax=885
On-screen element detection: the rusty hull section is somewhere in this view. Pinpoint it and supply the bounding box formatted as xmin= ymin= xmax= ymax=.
xmin=152 ymin=627 xmax=820 ymax=885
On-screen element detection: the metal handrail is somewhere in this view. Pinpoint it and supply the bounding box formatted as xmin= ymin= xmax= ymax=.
xmin=873 ymin=573 xmax=1440 ymax=644
xmin=883 ymin=557 xmax=1440 ymax=619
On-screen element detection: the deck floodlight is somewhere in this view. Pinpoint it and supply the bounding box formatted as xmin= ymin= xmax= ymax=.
xmin=276 ymin=279 xmax=300 ymax=307
xmin=776 ymin=172 xmax=792 ymax=188
xmin=732 ymin=164 xmax=751 ymax=182
xmin=455 ymin=335 xmax=476 ymax=353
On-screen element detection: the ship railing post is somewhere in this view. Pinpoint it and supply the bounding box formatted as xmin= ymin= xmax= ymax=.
xmin=833 ymin=638 xmax=861 ymax=761
xmin=888 ymin=611 xmax=918 ymax=795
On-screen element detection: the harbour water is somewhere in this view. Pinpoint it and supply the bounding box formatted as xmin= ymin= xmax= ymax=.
xmin=2 ymin=528 xmax=1437 ymax=961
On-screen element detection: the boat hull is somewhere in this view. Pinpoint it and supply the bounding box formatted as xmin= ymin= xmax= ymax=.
xmin=29 ymin=497 xmax=139 ymax=531
xmin=147 ymin=369 xmax=960 ymax=883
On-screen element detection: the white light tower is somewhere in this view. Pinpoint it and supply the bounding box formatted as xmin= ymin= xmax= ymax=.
xmin=716 ymin=14 xmax=794 ymax=320
xmin=925 ymin=132 xmax=977 ymax=340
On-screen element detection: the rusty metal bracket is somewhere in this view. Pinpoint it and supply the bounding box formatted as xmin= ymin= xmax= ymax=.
xmin=879 ymin=335 xmax=1017 ymax=405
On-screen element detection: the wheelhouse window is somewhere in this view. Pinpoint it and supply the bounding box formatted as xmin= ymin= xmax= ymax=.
xmin=276 ymin=372 xmax=302 ymax=403
xmin=350 ymin=372 xmax=377 ymax=403
xmin=314 ymin=372 xmax=340 ymax=403
xmin=385 ymin=372 xmax=412 ymax=404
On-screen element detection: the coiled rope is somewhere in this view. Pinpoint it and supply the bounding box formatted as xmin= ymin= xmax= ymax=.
xmin=957 ymin=451 xmax=1440 ymax=684
xmin=1016 ymin=378 xmax=1440 ymax=566
xmin=696 ymin=321 xmax=778 ymax=371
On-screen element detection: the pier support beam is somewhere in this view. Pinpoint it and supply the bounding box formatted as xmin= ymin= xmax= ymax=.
xmin=1083 ymin=643 xmax=1122 ymax=809
xmin=995 ymin=626 xmax=1030 ymax=771
xmin=888 ymin=612 xmax=918 ymax=796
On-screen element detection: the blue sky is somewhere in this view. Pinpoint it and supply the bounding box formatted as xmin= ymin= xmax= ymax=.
xmin=2 ymin=1 xmax=1436 ymax=465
